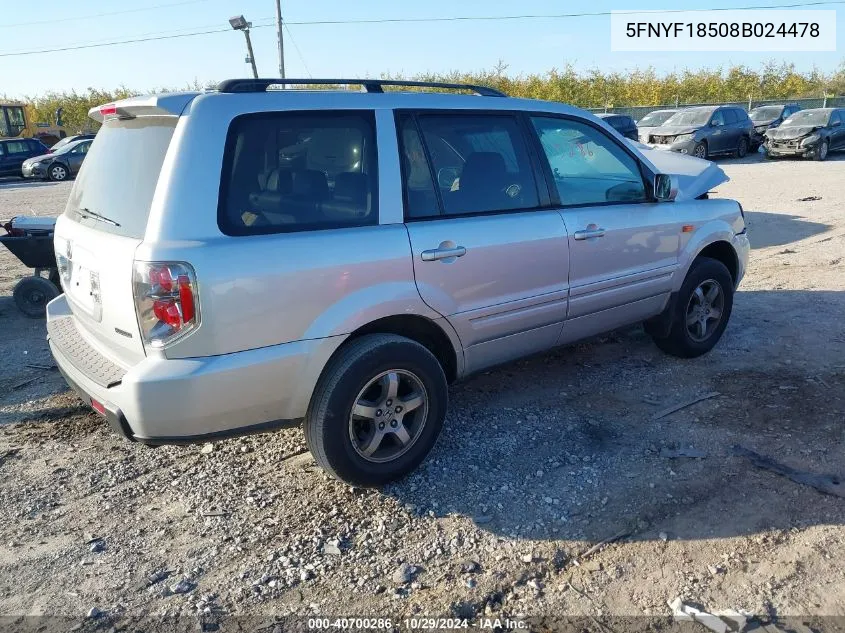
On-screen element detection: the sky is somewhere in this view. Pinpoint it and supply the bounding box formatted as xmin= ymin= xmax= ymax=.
xmin=1 ymin=0 xmax=843 ymax=98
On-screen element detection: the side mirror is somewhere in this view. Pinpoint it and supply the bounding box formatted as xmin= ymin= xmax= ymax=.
xmin=832 ymin=120 xmax=842 ymax=128
xmin=437 ymin=166 xmax=460 ymax=189
xmin=654 ymin=174 xmax=678 ymax=202
xmin=710 ymin=120 xmax=721 ymax=127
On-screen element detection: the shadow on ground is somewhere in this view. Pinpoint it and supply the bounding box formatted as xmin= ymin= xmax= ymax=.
xmin=0 ymin=178 xmax=60 ymax=191
xmin=379 ymin=289 xmax=845 ymax=544
xmin=742 ymin=210 xmax=831 ymax=248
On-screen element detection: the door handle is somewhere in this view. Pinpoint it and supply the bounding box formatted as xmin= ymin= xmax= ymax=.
xmin=573 ymin=228 xmax=606 ymax=240
xmin=421 ymin=245 xmax=467 ymax=261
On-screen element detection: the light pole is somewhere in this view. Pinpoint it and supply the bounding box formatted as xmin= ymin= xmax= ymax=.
xmin=275 ymin=0 xmax=286 ymax=80
xmin=229 ymin=15 xmax=258 ymax=79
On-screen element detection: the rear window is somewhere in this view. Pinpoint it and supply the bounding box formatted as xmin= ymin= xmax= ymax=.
xmin=65 ymin=117 xmax=176 ymax=238
xmin=218 ymin=110 xmax=378 ymax=235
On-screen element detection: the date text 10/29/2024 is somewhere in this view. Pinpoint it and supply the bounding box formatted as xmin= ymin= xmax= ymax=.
xmin=307 ymin=617 xmax=528 ymax=630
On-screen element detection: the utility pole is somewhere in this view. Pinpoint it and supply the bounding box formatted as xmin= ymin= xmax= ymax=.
xmin=229 ymin=15 xmax=258 ymax=79
xmin=275 ymin=0 xmax=286 ymax=80
xmin=244 ymin=28 xmax=259 ymax=79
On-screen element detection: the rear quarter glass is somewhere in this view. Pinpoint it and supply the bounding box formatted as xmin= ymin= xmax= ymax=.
xmin=64 ymin=117 xmax=177 ymax=239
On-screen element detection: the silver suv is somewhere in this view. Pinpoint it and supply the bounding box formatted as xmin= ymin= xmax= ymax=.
xmin=47 ymin=79 xmax=749 ymax=486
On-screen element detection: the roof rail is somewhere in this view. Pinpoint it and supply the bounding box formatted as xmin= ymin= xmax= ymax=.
xmin=216 ymin=78 xmax=507 ymax=97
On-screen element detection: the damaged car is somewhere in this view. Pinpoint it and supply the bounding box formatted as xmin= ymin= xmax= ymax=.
xmin=763 ymin=108 xmax=845 ymax=161
xmin=748 ymin=103 xmax=801 ymax=150
xmin=646 ymin=105 xmax=753 ymax=159
xmin=636 ymin=109 xmax=679 ymax=143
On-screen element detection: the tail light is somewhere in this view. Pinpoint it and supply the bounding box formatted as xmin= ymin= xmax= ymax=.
xmin=54 ymin=236 xmax=71 ymax=291
xmin=133 ymin=262 xmax=200 ymax=348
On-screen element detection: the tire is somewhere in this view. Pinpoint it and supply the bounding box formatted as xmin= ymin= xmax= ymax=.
xmin=735 ymin=136 xmax=749 ymax=158
xmin=692 ymin=141 xmax=708 ymax=160
xmin=13 ymin=276 xmax=59 ymax=319
xmin=304 ymin=334 xmax=448 ymax=487
xmin=650 ymin=257 xmax=734 ymax=358
xmin=48 ymin=163 xmax=69 ymax=181
xmin=814 ymin=140 xmax=829 ymax=162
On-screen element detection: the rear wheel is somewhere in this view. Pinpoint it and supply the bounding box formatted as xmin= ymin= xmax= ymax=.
xmin=48 ymin=163 xmax=69 ymax=181
xmin=13 ymin=276 xmax=59 ymax=319
xmin=304 ymin=334 xmax=448 ymax=486
xmin=692 ymin=141 xmax=708 ymax=159
xmin=735 ymin=136 xmax=749 ymax=158
xmin=650 ymin=257 xmax=734 ymax=358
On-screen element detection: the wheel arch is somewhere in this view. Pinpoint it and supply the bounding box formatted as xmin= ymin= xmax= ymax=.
xmin=342 ymin=314 xmax=462 ymax=384
xmin=697 ymin=240 xmax=739 ymax=286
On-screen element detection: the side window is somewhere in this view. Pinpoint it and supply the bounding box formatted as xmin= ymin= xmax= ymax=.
xmin=710 ymin=111 xmax=726 ymax=127
xmin=0 ymin=143 xmax=5 ymax=156
xmin=218 ymin=110 xmax=378 ymax=235
xmin=723 ymin=109 xmax=737 ymax=124
xmin=27 ymin=140 xmax=44 ymax=153
xmin=414 ymin=113 xmax=540 ymax=216
xmin=5 ymin=140 xmax=27 ymax=154
xmin=4 ymin=107 xmax=26 ymax=136
xmin=531 ymin=116 xmax=647 ymax=206
xmin=398 ymin=115 xmax=439 ymax=219
xmin=830 ymin=111 xmax=841 ymax=126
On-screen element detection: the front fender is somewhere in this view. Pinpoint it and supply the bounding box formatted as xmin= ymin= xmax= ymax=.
xmin=674 ymin=221 xmax=737 ymax=292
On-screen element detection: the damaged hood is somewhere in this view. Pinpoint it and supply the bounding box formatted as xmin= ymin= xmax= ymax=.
xmin=648 ymin=125 xmax=701 ymax=137
xmin=637 ymin=145 xmax=729 ymax=202
xmin=766 ymin=125 xmax=820 ymax=140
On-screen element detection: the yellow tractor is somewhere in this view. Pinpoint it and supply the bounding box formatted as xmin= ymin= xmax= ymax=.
xmin=0 ymin=102 xmax=68 ymax=147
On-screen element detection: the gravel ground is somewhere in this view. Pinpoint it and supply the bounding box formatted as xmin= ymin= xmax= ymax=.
xmin=1 ymin=154 xmax=844 ymax=631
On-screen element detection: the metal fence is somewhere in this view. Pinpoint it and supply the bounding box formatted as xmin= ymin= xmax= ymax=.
xmin=587 ymin=96 xmax=845 ymax=121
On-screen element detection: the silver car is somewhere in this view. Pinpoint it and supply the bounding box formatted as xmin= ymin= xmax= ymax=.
xmin=46 ymin=79 xmax=750 ymax=486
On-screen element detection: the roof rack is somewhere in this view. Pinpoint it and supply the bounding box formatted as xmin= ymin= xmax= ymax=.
xmin=216 ymin=78 xmax=507 ymax=97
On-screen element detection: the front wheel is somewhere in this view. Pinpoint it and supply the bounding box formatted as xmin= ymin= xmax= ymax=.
xmin=48 ymin=163 xmax=69 ymax=181
xmin=735 ymin=136 xmax=749 ymax=158
xmin=692 ymin=142 xmax=708 ymax=160
xmin=650 ymin=257 xmax=734 ymax=358
xmin=814 ymin=140 xmax=829 ymax=161
xmin=305 ymin=334 xmax=448 ymax=486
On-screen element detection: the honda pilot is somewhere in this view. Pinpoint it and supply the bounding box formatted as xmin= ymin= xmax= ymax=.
xmin=47 ymin=79 xmax=750 ymax=486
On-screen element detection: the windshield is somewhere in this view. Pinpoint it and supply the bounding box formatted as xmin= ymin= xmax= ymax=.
xmin=638 ymin=111 xmax=677 ymax=127
xmin=782 ymin=111 xmax=830 ymax=127
xmin=54 ymin=140 xmax=83 ymax=155
xmin=664 ymin=109 xmax=713 ymax=127
xmin=65 ymin=117 xmax=177 ymax=238
xmin=750 ymin=106 xmax=783 ymax=122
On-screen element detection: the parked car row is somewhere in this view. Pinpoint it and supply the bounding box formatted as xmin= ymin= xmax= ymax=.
xmin=0 ymin=133 xmax=96 ymax=181
xmin=596 ymin=103 xmax=844 ymax=162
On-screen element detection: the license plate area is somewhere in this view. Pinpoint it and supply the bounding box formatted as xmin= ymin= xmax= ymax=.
xmin=66 ymin=244 xmax=102 ymax=320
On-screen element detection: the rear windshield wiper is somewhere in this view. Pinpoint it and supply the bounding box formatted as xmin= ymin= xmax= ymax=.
xmin=78 ymin=207 xmax=121 ymax=227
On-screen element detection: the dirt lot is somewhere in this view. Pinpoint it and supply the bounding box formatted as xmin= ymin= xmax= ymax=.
xmin=1 ymin=154 xmax=844 ymax=632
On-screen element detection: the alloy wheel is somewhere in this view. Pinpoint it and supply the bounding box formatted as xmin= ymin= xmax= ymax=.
xmin=685 ymin=279 xmax=725 ymax=342
xmin=348 ymin=369 xmax=429 ymax=463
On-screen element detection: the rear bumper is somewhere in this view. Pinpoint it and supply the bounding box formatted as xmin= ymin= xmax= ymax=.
xmin=46 ymin=294 xmax=344 ymax=444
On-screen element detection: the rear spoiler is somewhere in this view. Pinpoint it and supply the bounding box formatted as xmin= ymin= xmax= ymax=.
xmin=88 ymin=92 xmax=198 ymax=123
